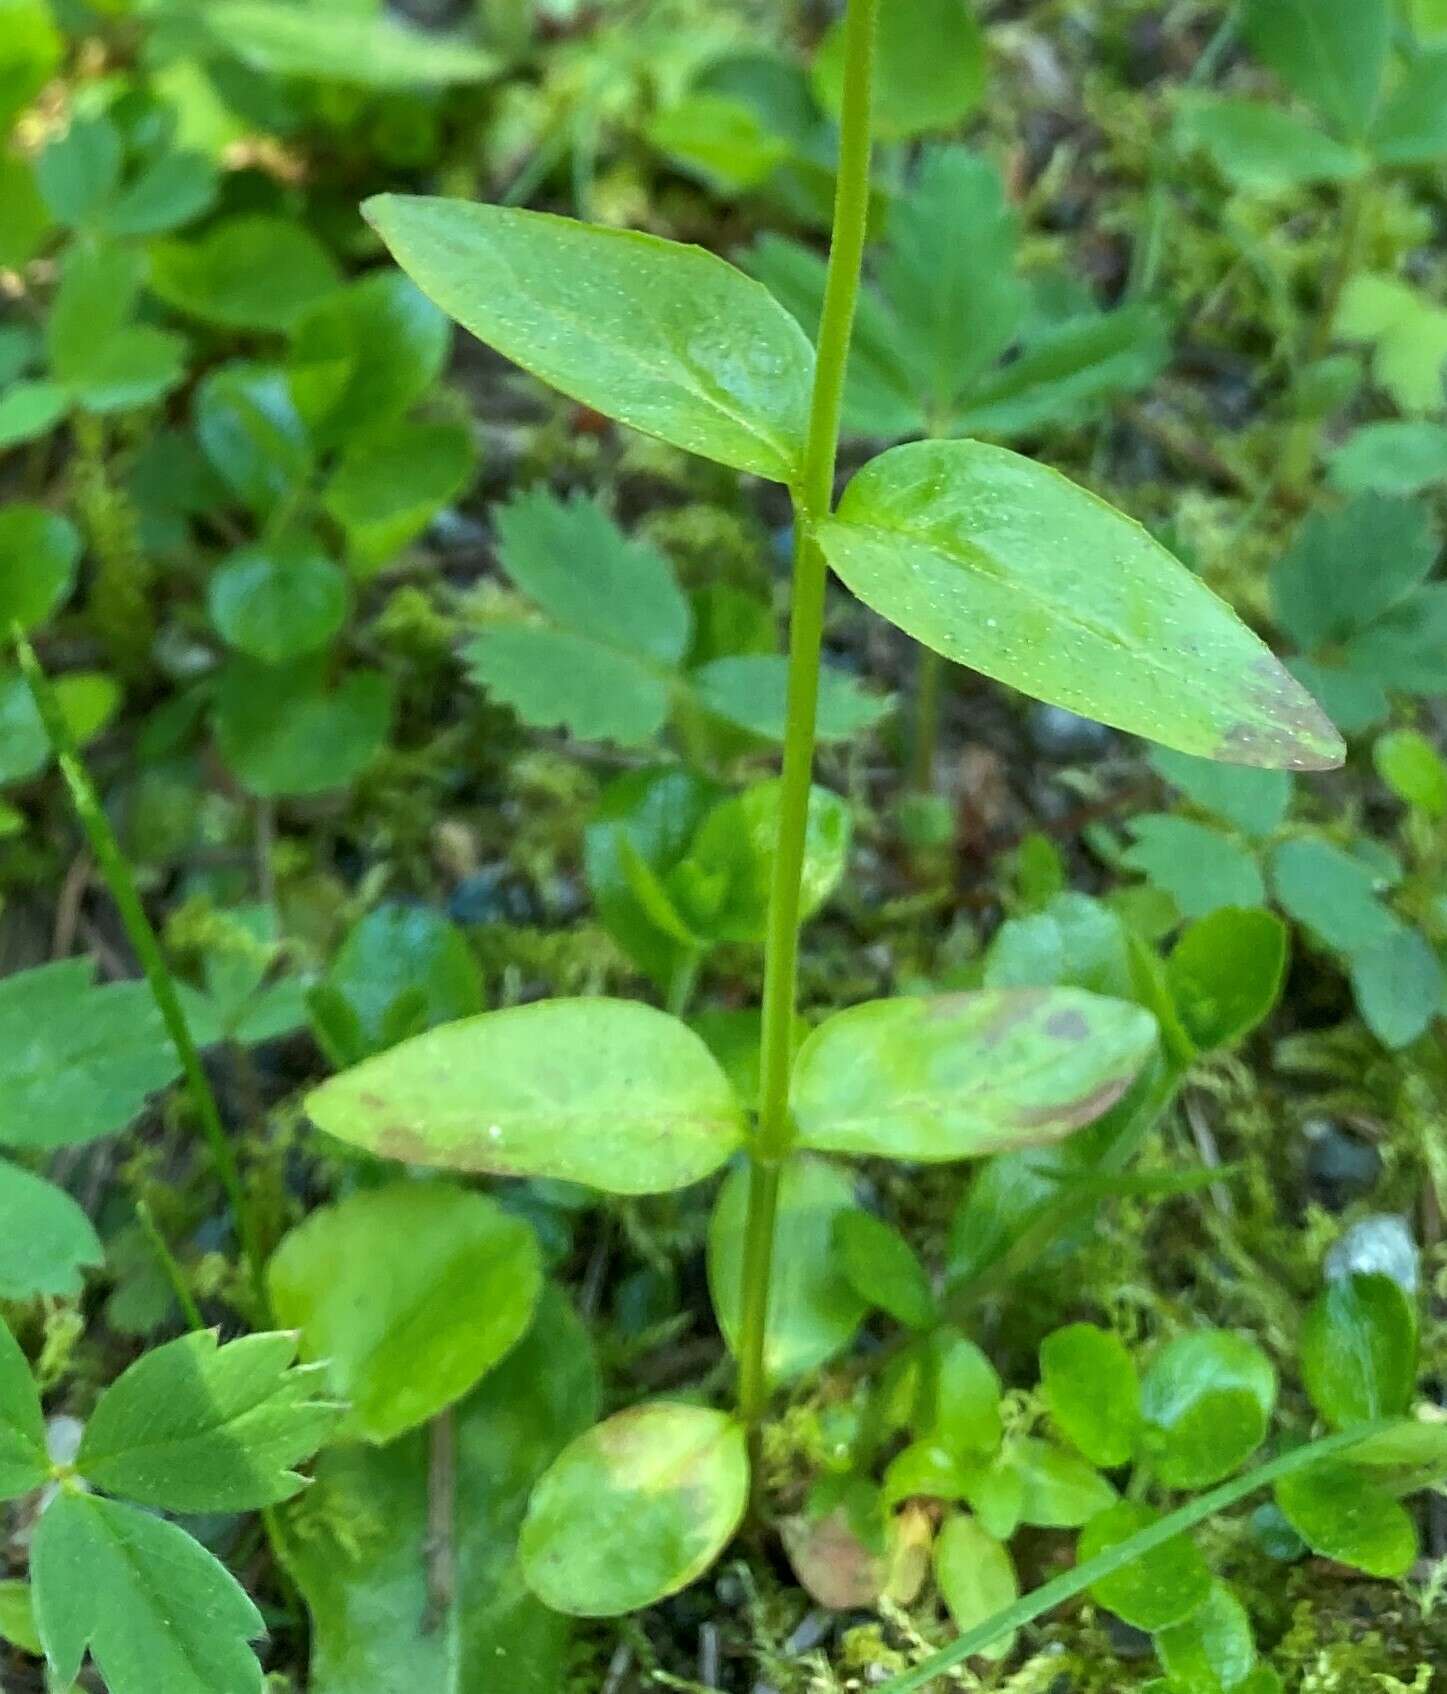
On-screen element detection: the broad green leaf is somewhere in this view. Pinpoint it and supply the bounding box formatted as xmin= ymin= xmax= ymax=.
xmin=0 ymin=959 xmax=180 ymax=1150
xmin=208 ymin=538 xmax=348 ymax=664
xmin=834 ymin=1210 xmax=935 ymax=1330
xmin=935 ymin=1516 xmax=1017 ymax=1658
xmin=99 ymin=149 xmax=218 ymax=239
xmin=0 ymin=380 xmax=66 ymax=448
xmin=927 ymin=1331 xmax=1004 ymax=1457
xmin=689 ymin=654 xmax=891 ymax=742
xmin=465 ymin=625 xmax=673 ymax=747
xmin=195 ymin=363 xmax=312 ymax=518
xmin=322 ymin=903 xmax=482 ymax=1060
xmin=1010 ymin=1438 xmax=1116 ymax=1527
xmin=709 ymin=1156 xmax=867 ymax=1384
xmin=0 ymin=1159 xmax=101 ymax=1299
xmin=1350 ymin=924 xmax=1443 ymax=1049
xmin=46 ymin=244 xmax=185 ymax=413
xmin=789 ymin=988 xmax=1157 ymax=1162
xmin=281 ymin=1288 xmax=598 ymax=1694
xmin=306 ymin=998 xmax=745 ymax=1194
xmin=1343 ymin=1415 xmax=1447 ymax=1494
xmin=1269 ymin=836 xmax=1398 ymax=956
xmin=289 ymin=273 xmax=450 ymax=446
xmin=520 ymin=1403 xmax=748 ymax=1616
xmin=0 ymin=505 xmax=80 ymax=633
xmin=322 ymin=419 xmax=476 ymax=574
xmin=0 ymin=1320 xmax=46 ymax=1498
xmin=0 ymin=666 xmax=115 ymax=786
xmin=76 ymin=1330 xmax=338 ymax=1510
xmin=1370 ymin=49 xmax=1447 ymax=164
xmin=203 ymin=1 xmax=496 ymax=87
xmin=1374 ymin=728 xmax=1447 ymax=817
xmin=1140 ymin=1331 xmax=1276 ymax=1488
xmin=150 ymin=215 xmax=340 ymax=333
xmin=364 ymin=195 xmax=814 ymax=482
xmin=1166 ymin=908 xmax=1288 ymax=1053
xmin=1175 ymin=96 xmax=1365 ymax=191
xmin=0 ymin=147 xmax=49 ymax=268
xmin=214 ymin=658 xmax=393 ymax=798
xmin=816 ymin=441 xmax=1341 ymax=770
xmin=1300 ymin=1273 xmax=1418 ymax=1429
xmin=1274 ymin=1461 xmax=1416 ymax=1578
xmin=1150 ymin=748 xmax=1292 ymax=839
xmin=492 ymin=489 xmax=690 ymax=668
xmin=984 ymin=892 xmax=1133 ymax=999
xmin=1327 ymin=421 xmax=1447 ymax=496
xmin=1122 ymin=816 xmax=1266 ymax=920
xmin=268 ymin=1182 xmax=542 ymax=1444
xmin=1155 ymin=1581 xmax=1257 ymax=1693
xmin=1079 ymin=1501 xmax=1212 ymax=1631
xmin=1040 ymin=1323 xmax=1141 ymax=1468
xmin=1270 ymin=495 xmax=1439 ymax=652
xmin=176 ymin=903 xmax=308 ymax=1050
xmin=1242 ymin=0 xmax=1390 ymax=138
xmin=34 ymin=1492 xmax=265 ymax=1694
xmin=647 ymin=92 xmax=791 ymax=193
xmin=813 ymin=0 xmax=986 ymax=140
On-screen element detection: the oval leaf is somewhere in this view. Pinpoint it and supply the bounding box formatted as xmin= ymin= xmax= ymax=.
xmin=1140 ymin=1331 xmax=1276 ymax=1488
xmin=267 ymin=1182 xmax=542 ymax=1444
xmin=1040 ymin=1323 xmax=1142 ymax=1469
xmin=520 ymin=1404 xmax=748 ymax=1616
xmin=1274 ymin=1460 xmax=1417 ymax=1578
xmin=789 ymin=988 xmax=1157 ymax=1162
xmin=363 ymin=195 xmax=814 ymax=483
xmin=935 ymin=1515 xmax=1017 ymax=1658
xmin=1079 ymin=1500 xmax=1213 ymax=1632
xmin=816 ymin=440 xmax=1343 ymax=770
xmin=1300 ymin=1273 xmax=1418 ymax=1430
xmin=305 ymin=998 xmax=745 ymax=1194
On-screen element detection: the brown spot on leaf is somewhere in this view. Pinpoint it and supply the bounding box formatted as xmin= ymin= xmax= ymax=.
xmin=1018 ymin=1074 xmax=1131 ymax=1134
xmin=374 ymin=1126 xmax=432 ymax=1164
xmin=1044 ymin=1009 xmax=1089 ymax=1041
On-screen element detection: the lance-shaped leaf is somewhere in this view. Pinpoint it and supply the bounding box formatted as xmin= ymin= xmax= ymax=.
xmin=364 ymin=195 xmax=814 ymax=483
xmin=815 ymin=441 xmax=1343 ymax=771
xmin=520 ymin=1403 xmax=748 ymax=1616
xmin=200 ymin=0 xmax=496 ymax=88
xmin=305 ymin=998 xmax=745 ymax=1194
xmin=0 ymin=1320 xmax=47 ymax=1499
xmin=34 ymin=1493 xmax=265 ymax=1694
xmin=268 ymin=1182 xmax=542 ymax=1444
xmin=789 ymin=989 xmax=1157 ymax=1162
xmin=75 ymin=1329 xmax=340 ymax=1511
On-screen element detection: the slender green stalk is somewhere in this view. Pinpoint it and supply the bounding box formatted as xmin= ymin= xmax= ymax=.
xmin=910 ymin=647 xmax=944 ymax=793
xmin=15 ymin=634 xmax=270 ymax=1316
xmin=135 ymin=1198 xmax=205 ymax=1332
xmin=735 ymin=0 xmax=879 ymax=1434
xmin=872 ymin=1422 xmax=1387 ymax=1691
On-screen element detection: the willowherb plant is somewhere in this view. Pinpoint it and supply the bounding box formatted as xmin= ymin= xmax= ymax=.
xmin=279 ymin=0 xmax=1444 ymax=1670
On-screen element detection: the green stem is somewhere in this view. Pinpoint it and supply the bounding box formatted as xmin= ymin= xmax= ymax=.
xmin=735 ymin=0 xmax=879 ymax=1435
xmin=872 ymin=1422 xmax=1388 ymax=1692
xmin=910 ymin=647 xmax=944 ymax=793
xmin=15 ymin=634 xmax=271 ymax=1318
xmin=135 ymin=1198 xmax=205 ymax=1332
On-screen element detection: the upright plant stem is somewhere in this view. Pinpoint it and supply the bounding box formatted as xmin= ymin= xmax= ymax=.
xmin=735 ymin=0 xmax=879 ymax=1435
xmin=15 ymin=634 xmax=271 ymax=1317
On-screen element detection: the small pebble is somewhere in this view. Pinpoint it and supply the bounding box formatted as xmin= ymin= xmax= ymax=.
xmin=1304 ymin=1117 xmax=1383 ymax=1210
xmin=425 ymin=506 xmax=488 ymax=552
xmin=1027 ymin=703 xmax=1114 ymax=761
xmin=447 ymin=865 xmax=538 ymax=926
xmin=1105 ymin=1617 xmax=1156 ymax=1659
xmin=784 ymin=1609 xmax=832 ymax=1656
xmin=1324 ymin=1213 xmax=1419 ymax=1293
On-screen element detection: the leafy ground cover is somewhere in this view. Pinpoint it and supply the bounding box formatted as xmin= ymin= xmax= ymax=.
xmin=0 ymin=1 xmax=1445 ymax=1691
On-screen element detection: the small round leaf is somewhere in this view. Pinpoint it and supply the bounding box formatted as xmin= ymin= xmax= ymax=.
xmin=834 ymin=1210 xmax=936 ymax=1330
xmin=0 ymin=506 xmax=80 ymax=633
xmin=520 ymin=1404 xmax=748 ymax=1616
xmin=934 ymin=1514 xmax=1018 ymax=1658
xmin=1079 ymin=1501 xmax=1213 ymax=1632
xmin=1300 ymin=1273 xmax=1418 ymax=1430
xmin=208 ymin=539 xmax=348 ymax=664
xmin=1140 ymin=1331 xmax=1276 ymax=1488
xmin=1274 ymin=1461 xmax=1417 ymax=1578
xmin=1040 ymin=1323 xmax=1142 ymax=1468
xmin=1155 ymin=1580 xmax=1257 ymax=1692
